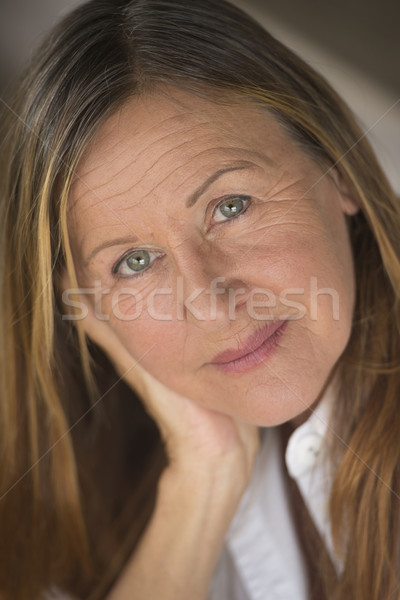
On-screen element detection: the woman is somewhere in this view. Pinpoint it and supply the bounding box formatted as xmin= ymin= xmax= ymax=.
xmin=0 ymin=0 xmax=399 ymax=598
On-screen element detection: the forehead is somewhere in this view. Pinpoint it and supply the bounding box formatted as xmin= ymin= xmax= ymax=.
xmin=69 ymin=88 xmax=296 ymax=208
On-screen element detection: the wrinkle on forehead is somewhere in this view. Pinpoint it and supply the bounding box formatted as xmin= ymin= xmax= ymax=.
xmin=71 ymin=149 xmax=270 ymax=228
xmin=72 ymin=143 xmax=273 ymax=217
xmin=77 ymin=89 xmax=244 ymax=174
xmin=69 ymin=87 xmax=277 ymax=196
xmin=69 ymin=120 xmax=204 ymax=207
xmin=66 ymin=89 xmax=303 ymax=254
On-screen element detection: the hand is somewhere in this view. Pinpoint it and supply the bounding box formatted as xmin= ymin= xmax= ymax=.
xmin=61 ymin=272 xmax=259 ymax=488
xmin=61 ymin=272 xmax=260 ymax=600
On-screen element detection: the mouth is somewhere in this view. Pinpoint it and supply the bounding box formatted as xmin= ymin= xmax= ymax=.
xmin=209 ymin=320 xmax=287 ymax=374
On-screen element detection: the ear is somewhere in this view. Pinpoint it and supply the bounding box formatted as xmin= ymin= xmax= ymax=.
xmin=330 ymin=168 xmax=360 ymax=216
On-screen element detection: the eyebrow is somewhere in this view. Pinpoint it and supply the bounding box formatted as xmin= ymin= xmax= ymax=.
xmin=84 ymin=158 xmax=269 ymax=266
xmin=83 ymin=235 xmax=144 ymax=267
xmin=186 ymin=162 xmax=257 ymax=208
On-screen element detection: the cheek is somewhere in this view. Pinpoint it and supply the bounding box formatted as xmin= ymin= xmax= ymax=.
xmin=107 ymin=288 xmax=144 ymax=320
xmin=287 ymin=241 xmax=356 ymax=374
xmin=240 ymin=220 xmax=355 ymax=357
xmin=106 ymin=304 xmax=186 ymax=374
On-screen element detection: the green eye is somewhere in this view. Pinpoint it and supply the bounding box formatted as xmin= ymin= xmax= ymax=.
xmin=213 ymin=195 xmax=251 ymax=223
xmin=126 ymin=251 xmax=150 ymax=271
xmin=114 ymin=249 xmax=159 ymax=277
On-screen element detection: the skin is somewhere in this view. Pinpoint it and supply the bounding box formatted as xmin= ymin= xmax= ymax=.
xmin=63 ymin=87 xmax=360 ymax=599
xmin=67 ymin=87 xmax=358 ymax=428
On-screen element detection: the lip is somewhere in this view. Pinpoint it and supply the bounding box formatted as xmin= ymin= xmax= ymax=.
xmin=210 ymin=320 xmax=287 ymax=373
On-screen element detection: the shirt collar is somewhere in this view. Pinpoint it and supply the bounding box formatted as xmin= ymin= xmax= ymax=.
xmin=285 ymin=378 xmax=337 ymax=480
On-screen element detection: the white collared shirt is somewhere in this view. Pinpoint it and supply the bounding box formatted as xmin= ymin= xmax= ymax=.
xmin=46 ymin=384 xmax=337 ymax=600
xmin=208 ymin=383 xmax=338 ymax=600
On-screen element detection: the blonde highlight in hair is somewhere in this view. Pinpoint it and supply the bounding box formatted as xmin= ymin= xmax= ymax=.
xmin=1 ymin=0 xmax=400 ymax=598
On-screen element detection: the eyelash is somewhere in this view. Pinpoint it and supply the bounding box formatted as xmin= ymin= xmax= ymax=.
xmin=112 ymin=249 xmax=161 ymax=280
xmin=112 ymin=194 xmax=252 ymax=279
xmin=210 ymin=194 xmax=251 ymax=225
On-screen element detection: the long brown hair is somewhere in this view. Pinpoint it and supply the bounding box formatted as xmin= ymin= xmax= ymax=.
xmin=1 ymin=1 xmax=399 ymax=598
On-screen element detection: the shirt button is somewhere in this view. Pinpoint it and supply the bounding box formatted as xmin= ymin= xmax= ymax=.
xmin=286 ymin=432 xmax=323 ymax=477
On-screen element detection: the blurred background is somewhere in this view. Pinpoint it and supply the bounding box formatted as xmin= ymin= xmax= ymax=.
xmin=1 ymin=0 xmax=399 ymax=192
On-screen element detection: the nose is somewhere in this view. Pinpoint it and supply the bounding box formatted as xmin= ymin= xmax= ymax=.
xmin=175 ymin=248 xmax=249 ymax=330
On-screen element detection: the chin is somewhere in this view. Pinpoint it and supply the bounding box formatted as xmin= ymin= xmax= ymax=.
xmin=213 ymin=367 xmax=334 ymax=427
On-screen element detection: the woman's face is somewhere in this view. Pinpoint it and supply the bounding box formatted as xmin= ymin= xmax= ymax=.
xmin=67 ymin=88 xmax=358 ymax=426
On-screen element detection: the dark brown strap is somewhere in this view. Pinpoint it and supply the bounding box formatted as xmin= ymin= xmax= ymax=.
xmin=279 ymin=424 xmax=338 ymax=600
